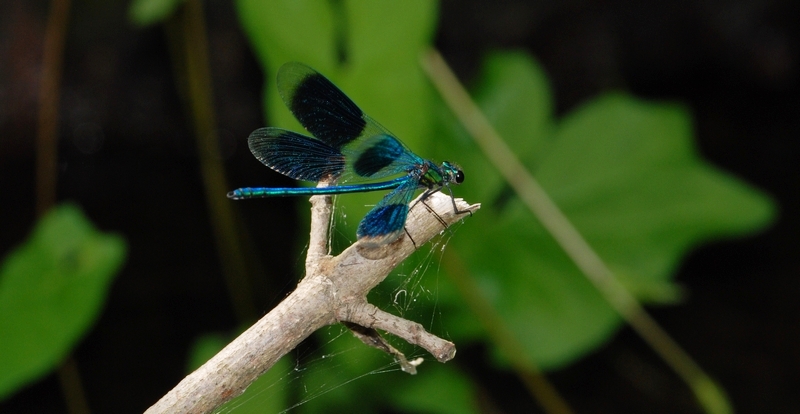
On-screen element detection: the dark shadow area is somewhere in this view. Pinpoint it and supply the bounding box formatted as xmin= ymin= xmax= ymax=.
xmin=1 ymin=0 xmax=797 ymax=412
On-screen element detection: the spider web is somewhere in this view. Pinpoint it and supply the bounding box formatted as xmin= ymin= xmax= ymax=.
xmin=212 ymin=208 xmax=463 ymax=413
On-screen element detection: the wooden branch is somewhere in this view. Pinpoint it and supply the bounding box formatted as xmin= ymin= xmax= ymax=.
xmin=145 ymin=191 xmax=480 ymax=414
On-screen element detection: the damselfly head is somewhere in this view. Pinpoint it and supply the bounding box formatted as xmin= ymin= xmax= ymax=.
xmin=441 ymin=161 xmax=464 ymax=185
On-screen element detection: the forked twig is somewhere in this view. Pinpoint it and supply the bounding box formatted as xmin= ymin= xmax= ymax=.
xmin=145 ymin=190 xmax=479 ymax=414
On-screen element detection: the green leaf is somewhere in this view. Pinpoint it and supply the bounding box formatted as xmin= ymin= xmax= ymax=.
xmin=217 ymin=356 xmax=291 ymax=414
xmin=295 ymin=326 xmax=477 ymax=414
xmin=186 ymin=332 xmax=230 ymax=372
xmin=431 ymin=50 xmax=554 ymax=203
xmin=128 ymin=0 xmax=186 ymax=27
xmin=388 ymin=363 xmax=479 ymax=414
xmin=0 ymin=203 xmax=126 ymax=400
xmin=235 ymin=0 xmax=336 ymax=74
xmin=443 ymin=52 xmax=776 ymax=369
xmin=296 ymin=327 xmax=395 ymax=414
xmin=471 ymin=50 xmax=553 ymax=166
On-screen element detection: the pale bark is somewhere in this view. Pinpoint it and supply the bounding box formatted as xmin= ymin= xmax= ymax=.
xmin=145 ymin=191 xmax=479 ymax=413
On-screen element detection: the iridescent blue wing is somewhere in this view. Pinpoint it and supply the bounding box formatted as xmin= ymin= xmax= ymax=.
xmin=356 ymin=176 xmax=420 ymax=245
xmin=247 ymin=128 xmax=344 ymax=182
xmin=276 ymin=62 xmax=422 ymax=182
xmin=341 ymin=133 xmax=422 ymax=181
xmin=246 ymin=128 xmax=420 ymax=186
xmin=277 ymin=62 xmax=367 ymax=150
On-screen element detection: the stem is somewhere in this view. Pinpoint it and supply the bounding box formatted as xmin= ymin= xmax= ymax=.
xmin=36 ymin=0 xmax=70 ymax=217
xmin=168 ymin=0 xmax=257 ymax=322
xmin=443 ymin=250 xmax=574 ymax=414
xmin=36 ymin=0 xmax=92 ymax=412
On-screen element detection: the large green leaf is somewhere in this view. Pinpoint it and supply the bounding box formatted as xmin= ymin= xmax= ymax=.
xmin=442 ymin=51 xmax=776 ymax=369
xmin=0 ymin=204 xmax=126 ymax=399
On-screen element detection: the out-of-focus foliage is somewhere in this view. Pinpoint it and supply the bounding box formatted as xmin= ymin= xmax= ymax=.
xmin=190 ymin=0 xmax=774 ymax=412
xmin=0 ymin=204 xmax=126 ymax=400
xmin=436 ymin=51 xmax=775 ymax=369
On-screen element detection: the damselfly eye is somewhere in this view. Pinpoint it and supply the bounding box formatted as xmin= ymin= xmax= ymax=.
xmin=455 ymin=170 xmax=464 ymax=184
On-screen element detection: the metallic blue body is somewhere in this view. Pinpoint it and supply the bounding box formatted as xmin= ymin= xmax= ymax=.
xmin=228 ymin=62 xmax=464 ymax=245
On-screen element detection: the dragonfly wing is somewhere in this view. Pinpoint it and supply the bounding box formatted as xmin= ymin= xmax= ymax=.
xmin=356 ymin=177 xmax=419 ymax=246
xmin=278 ymin=63 xmax=422 ymax=178
xmin=278 ymin=63 xmax=372 ymax=150
xmin=248 ymin=127 xmax=345 ymax=182
xmin=343 ymin=133 xmax=423 ymax=180
xmin=274 ymin=62 xmax=427 ymax=184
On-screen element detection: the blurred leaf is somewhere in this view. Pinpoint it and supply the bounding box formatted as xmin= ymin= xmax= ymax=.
xmin=0 ymin=203 xmax=126 ymax=400
xmin=218 ymin=356 xmax=291 ymax=414
xmin=388 ymin=362 xmax=479 ymax=414
xmin=471 ymin=50 xmax=553 ymax=167
xmin=297 ymin=326 xmax=477 ymax=414
xmin=186 ymin=332 xmax=230 ymax=372
xmin=297 ymin=327 xmax=397 ymax=414
xmin=235 ymin=0 xmax=336 ymax=73
xmin=431 ymin=51 xmax=554 ymax=203
xmin=442 ymin=51 xmax=776 ymax=369
xmin=128 ymin=0 xmax=185 ymax=27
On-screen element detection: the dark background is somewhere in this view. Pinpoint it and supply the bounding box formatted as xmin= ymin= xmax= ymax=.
xmin=1 ymin=0 xmax=797 ymax=412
